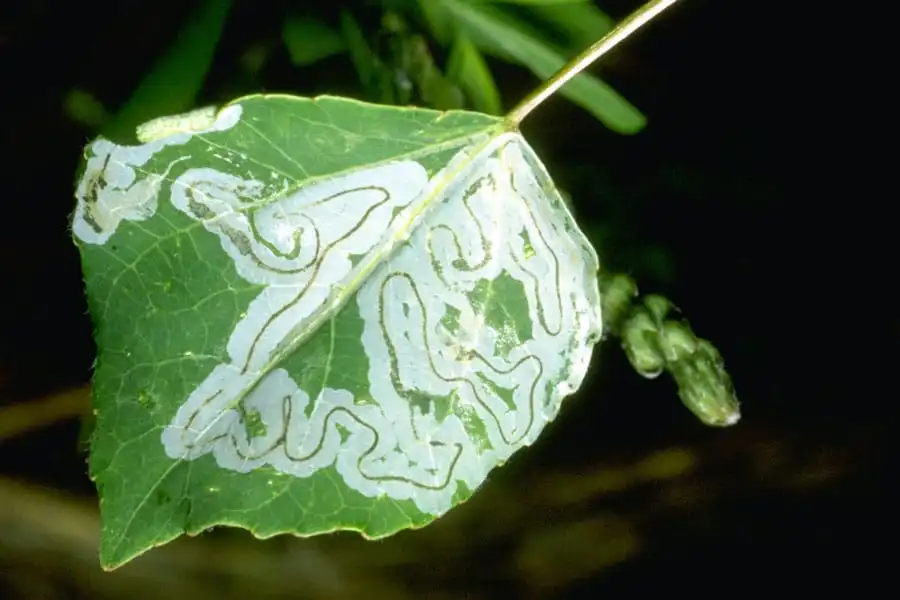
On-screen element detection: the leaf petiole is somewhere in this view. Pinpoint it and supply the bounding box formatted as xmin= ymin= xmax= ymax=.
xmin=504 ymin=0 xmax=679 ymax=128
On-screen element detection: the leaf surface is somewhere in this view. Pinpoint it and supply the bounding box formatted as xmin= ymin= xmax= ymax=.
xmin=73 ymin=94 xmax=602 ymax=569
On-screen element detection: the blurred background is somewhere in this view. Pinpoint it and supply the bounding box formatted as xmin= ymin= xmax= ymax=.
xmin=0 ymin=0 xmax=888 ymax=598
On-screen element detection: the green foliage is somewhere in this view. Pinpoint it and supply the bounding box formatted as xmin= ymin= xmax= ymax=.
xmin=67 ymin=1 xmax=645 ymax=137
xmin=282 ymin=16 xmax=347 ymax=67
xmin=421 ymin=0 xmax=644 ymax=132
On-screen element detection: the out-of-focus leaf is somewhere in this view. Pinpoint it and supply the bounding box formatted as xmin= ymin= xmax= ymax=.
xmin=485 ymin=0 xmax=594 ymax=5
xmin=65 ymin=89 xmax=109 ymax=129
xmin=239 ymin=43 xmax=270 ymax=75
xmin=380 ymin=13 xmax=420 ymax=105
xmin=101 ymin=0 xmax=233 ymax=142
xmin=441 ymin=0 xmax=645 ymax=134
xmin=283 ymin=16 xmax=346 ymax=66
xmin=340 ymin=11 xmax=395 ymax=104
xmin=340 ymin=11 xmax=377 ymax=86
xmin=418 ymin=0 xmax=454 ymax=43
xmin=447 ymin=32 xmax=502 ymax=114
xmin=404 ymin=35 xmax=465 ymax=109
xmin=523 ymin=1 xmax=614 ymax=50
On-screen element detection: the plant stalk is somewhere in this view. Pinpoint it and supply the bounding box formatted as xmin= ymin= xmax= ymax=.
xmin=504 ymin=0 xmax=680 ymax=128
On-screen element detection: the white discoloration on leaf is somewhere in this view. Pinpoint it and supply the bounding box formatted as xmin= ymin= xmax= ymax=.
xmin=136 ymin=105 xmax=243 ymax=143
xmin=160 ymin=131 xmax=601 ymax=516
xmin=75 ymin=95 xmax=604 ymax=567
xmin=72 ymin=105 xmax=243 ymax=245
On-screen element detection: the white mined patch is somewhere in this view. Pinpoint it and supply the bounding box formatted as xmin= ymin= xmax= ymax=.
xmin=357 ymin=133 xmax=602 ymax=512
xmin=166 ymin=160 xmax=430 ymax=373
xmin=161 ymin=159 xmax=434 ymax=483
xmin=161 ymin=133 xmax=602 ymax=518
xmin=136 ymin=105 xmax=243 ymax=143
xmin=72 ymin=138 xmax=185 ymax=245
xmin=72 ymin=105 xmax=244 ymax=245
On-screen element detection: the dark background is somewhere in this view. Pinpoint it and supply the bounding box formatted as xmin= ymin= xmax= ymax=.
xmin=0 ymin=0 xmax=888 ymax=598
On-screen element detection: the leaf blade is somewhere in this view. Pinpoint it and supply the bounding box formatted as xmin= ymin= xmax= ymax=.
xmin=74 ymin=95 xmax=602 ymax=569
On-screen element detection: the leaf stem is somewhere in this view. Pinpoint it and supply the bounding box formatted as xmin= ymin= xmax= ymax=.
xmin=504 ymin=0 xmax=680 ymax=128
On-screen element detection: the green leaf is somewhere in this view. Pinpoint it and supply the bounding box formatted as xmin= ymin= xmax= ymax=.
xmin=101 ymin=0 xmax=233 ymax=142
xmin=522 ymin=1 xmax=614 ymax=51
xmin=65 ymin=89 xmax=109 ymax=129
xmin=340 ymin=11 xmax=376 ymax=87
xmin=418 ymin=0 xmax=455 ymax=43
xmin=408 ymin=45 xmax=466 ymax=110
xmin=447 ymin=31 xmax=503 ymax=114
xmin=484 ymin=0 xmax=595 ymax=4
xmin=381 ymin=20 xmax=465 ymax=111
xmin=282 ymin=16 xmax=346 ymax=66
xmin=440 ymin=0 xmax=645 ymax=134
xmin=73 ymin=95 xmax=604 ymax=569
xmin=340 ymin=11 xmax=395 ymax=104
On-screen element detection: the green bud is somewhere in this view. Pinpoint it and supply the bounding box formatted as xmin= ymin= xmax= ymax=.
xmin=642 ymin=294 xmax=673 ymax=322
xmin=670 ymin=340 xmax=740 ymax=427
xmin=658 ymin=320 xmax=697 ymax=363
xmin=600 ymin=276 xmax=740 ymax=428
xmin=621 ymin=308 xmax=665 ymax=378
xmin=601 ymin=273 xmax=639 ymax=337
